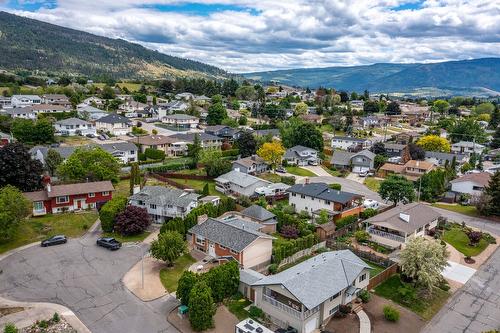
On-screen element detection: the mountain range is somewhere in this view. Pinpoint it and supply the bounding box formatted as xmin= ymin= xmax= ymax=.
xmin=0 ymin=11 xmax=227 ymax=80
xmin=244 ymin=58 xmax=500 ymax=97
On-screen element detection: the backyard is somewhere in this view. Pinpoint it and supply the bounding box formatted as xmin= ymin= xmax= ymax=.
xmin=285 ymin=166 xmax=316 ymax=177
xmin=159 ymin=253 xmax=196 ymax=292
xmin=0 ymin=212 xmax=98 ymax=254
xmin=431 ymin=203 xmax=479 ymax=217
xmin=442 ymin=225 xmax=489 ymax=257
xmin=374 ymin=274 xmax=450 ymax=320
xmin=366 ymin=261 xmax=385 ymax=277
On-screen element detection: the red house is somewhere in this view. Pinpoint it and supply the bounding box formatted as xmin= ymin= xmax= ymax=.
xmin=24 ymin=181 xmax=114 ymax=216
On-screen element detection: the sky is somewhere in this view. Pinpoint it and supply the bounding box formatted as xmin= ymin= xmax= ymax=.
xmin=1 ymin=0 xmax=499 ymax=73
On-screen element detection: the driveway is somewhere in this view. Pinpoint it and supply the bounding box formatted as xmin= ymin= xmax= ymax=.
xmin=424 ymin=247 xmax=500 ymax=333
xmin=0 ymin=232 xmax=179 ymax=333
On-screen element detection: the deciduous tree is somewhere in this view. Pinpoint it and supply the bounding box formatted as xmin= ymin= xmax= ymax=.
xmin=206 ymin=102 xmax=227 ymax=125
xmin=235 ymin=131 xmax=257 ymax=157
xmin=188 ymin=281 xmax=216 ymax=331
xmin=0 ymin=142 xmax=43 ymax=191
xmin=257 ymin=141 xmax=285 ymax=169
xmin=416 ymin=135 xmax=451 ymax=152
xmin=288 ymin=122 xmax=324 ymax=152
xmin=57 ymin=147 xmax=120 ymax=182
xmin=45 ymin=149 xmax=63 ymax=176
xmin=0 ymin=185 xmax=31 ymax=242
xmin=177 ymin=270 xmax=198 ymax=305
xmin=379 ymin=175 xmax=415 ymax=206
xmin=99 ymin=196 xmax=128 ymax=232
xmin=294 ymin=102 xmax=308 ymax=116
xmin=150 ymin=231 xmax=186 ymax=266
xmin=114 ymin=205 xmax=151 ymax=235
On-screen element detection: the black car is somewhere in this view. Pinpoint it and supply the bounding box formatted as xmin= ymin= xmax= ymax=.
xmin=41 ymin=235 xmax=67 ymax=247
xmin=96 ymin=237 xmax=122 ymax=250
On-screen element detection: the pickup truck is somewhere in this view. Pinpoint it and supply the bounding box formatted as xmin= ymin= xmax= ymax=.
xmin=96 ymin=237 xmax=122 ymax=250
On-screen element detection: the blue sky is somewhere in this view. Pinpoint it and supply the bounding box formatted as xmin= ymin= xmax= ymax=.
xmin=2 ymin=0 xmax=499 ymax=72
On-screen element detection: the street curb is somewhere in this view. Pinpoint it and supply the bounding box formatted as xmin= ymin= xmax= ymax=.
xmin=0 ymin=241 xmax=40 ymax=262
xmin=0 ymin=297 xmax=91 ymax=333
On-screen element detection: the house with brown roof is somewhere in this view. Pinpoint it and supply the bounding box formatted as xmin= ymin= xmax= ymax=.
xmin=23 ymin=180 xmax=114 ymax=216
xmin=451 ymin=172 xmax=491 ymax=198
xmin=393 ymin=131 xmax=421 ymax=145
xmin=378 ymin=160 xmax=434 ymax=181
xmin=364 ymin=203 xmax=440 ymax=248
xmin=127 ymin=134 xmax=177 ymax=156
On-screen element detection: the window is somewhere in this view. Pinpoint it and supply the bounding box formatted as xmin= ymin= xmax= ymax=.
xmin=219 ymin=245 xmax=227 ymax=250
xmin=230 ymin=249 xmax=238 ymax=255
xmin=88 ymin=192 xmax=95 ymax=198
xmin=56 ymin=196 xmax=69 ymax=204
xmin=359 ymin=273 xmax=367 ymax=282
xmin=34 ymin=201 xmax=44 ymax=211
xmin=329 ymin=292 xmax=340 ymax=301
xmin=417 ymin=227 xmax=423 ymax=233
xmin=329 ymin=305 xmax=339 ymax=315
xmin=150 ymin=204 xmax=157 ymax=209
xmin=102 ymin=191 xmax=110 ymax=196
xmin=195 ymin=236 xmax=205 ymax=245
xmin=301 ymin=194 xmax=305 ymax=199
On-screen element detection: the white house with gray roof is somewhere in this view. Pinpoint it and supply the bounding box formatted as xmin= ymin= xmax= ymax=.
xmin=77 ymin=105 xmax=108 ymax=121
xmin=54 ymin=118 xmax=96 ymax=136
xmin=161 ymin=113 xmax=199 ymax=129
xmin=283 ymin=145 xmax=319 ymax=166
xmin=95 ymin=113 xmax=132 ymax=135
xmin=2 ymin=107 xmax=36 ymax=119
xmin=330 ymin=149 xmax=375 ymax=173
xmin=215 ymin=170 xmax=271 ymax=197
xmin=188 ymin=217 xmax=274 ymax=269
xmin=331 ymin=136 xmax=372 ymax=151
xmin=451 ymin=141 xmax=485 ymax=156
xmin=129 ymin=186 xmax=200 ymax=223
xmin=11 ymin=95 xmax=41 ymax=108
xmin=250 ymin=250 xmax=370 ymax=333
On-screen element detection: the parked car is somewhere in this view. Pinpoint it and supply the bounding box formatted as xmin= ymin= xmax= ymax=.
xmin=86 ymin=133 xmax=95 ymax=138
xmin=276 ymin=166 xmax=286 ymax=173
xmin=96 ymin=237 xmax=122 ymax=250
xmin=97 ymin=135 xmax=106 ymax=141
xmin=41 ymin=235 xmax=67 ymax=247
xmin=126 ymin=132 xmax=135 ymax=137
xmin=275 ymin=327 xmax=298 ymax=333
xmin=308 ymin=160 xmax=318 ymax=166
xmin=363 ymin=199 xmax=380 ymax=210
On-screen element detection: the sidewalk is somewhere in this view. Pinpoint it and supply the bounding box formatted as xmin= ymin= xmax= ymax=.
xmin=122 ymin=256 xmax=168 ymax=301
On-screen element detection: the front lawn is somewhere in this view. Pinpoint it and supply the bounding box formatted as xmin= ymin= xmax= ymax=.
xmin=321 ymin=165 xmax=345 ymax=177
xmin=364 ymin=178 xmax=381 ymax=192
xmin=431 ymin=203 xmax=479 ymax=217
xmin=442 ymin=225 xmax=489 ymax=257
xmin=374 ymin=274 xmax=450 ymax=320
xmin=258 ymin=172 xmax=282 ymax=183
xmin=168 ymin=177 xmax=225 ymax=197
xmin=285 ymin=166 xmax=316 ymax=177
xmin=226 ymin=294 xmax=252 ymax=320
xmin=101 ymin=231 xmax=151 ymax=243
xmin=159 ymin=253 xmax=196 ymax=292
xmin=0 ymin=212 xmax=98 ymax=254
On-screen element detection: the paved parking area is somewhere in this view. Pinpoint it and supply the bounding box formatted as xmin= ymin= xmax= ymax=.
xmin=0 ymin=233 xmax=179 ymax=333
xmin=442 ymin=261 xmax=477 ymax=284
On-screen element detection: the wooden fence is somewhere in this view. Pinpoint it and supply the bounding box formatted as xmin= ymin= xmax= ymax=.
xmin=367 ymin=263 xmax=398 ymax=290
xmin=155 ymin=172 xmax=212 ymax=180
xmin=149 ymin=173 xmax=190 ymax=190
xmin=277 ymin=241 xmax=327 ymax=268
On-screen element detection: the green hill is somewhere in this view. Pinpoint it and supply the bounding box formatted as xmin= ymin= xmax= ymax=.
xmin=244 ymin=58 xmax=500 ymax=96
xmin=0 ymin=11 xmax=227 ymax=80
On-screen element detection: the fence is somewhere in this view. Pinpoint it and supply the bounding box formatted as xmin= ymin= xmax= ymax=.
xmin=277 ymin=241 xmax=326 ymax=268
xmin=367 ymin=263 xmax=398 ymax=290
xmin=149 ymin=173 xmax=190 ymax=190
xmin=326 ymin=240 xmax=394 ymax=267
xmin=155 ymin=172 xmax=213 ymax=180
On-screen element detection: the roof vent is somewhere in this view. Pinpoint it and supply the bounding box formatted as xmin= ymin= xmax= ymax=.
xmin=399 ymin=213 xmax=410 ymax=223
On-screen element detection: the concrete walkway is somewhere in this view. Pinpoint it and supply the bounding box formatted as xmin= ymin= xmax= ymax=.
xmin=122 ymin=256 xmax=168 ymax=301
xmin=442 ymin=261 xmax=477 ymax=285
xmin=356 ymin=310 xmax=371 ymax=333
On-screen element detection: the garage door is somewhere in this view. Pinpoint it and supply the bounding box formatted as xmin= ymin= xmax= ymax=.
xmin=353 ymin=166 xmax=369 ymax=173
xmin=304 ymin=316 xmax=319 ymax=333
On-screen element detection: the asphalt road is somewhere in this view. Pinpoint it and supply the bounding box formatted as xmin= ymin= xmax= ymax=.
xmin=423 ymin=247 xmax=500 ymax=333
xmin=430 ymin=206 xmax=500 ymax=236
xmin=0 ymin=232 xmax=179 ymax=333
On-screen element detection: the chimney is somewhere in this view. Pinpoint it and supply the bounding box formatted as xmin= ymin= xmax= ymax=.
xmin=42 ymin=175 xmax=51 ymax=193
xmin=305 ymin=178 xmax=310 ymax=184
xmin=133 ymin=184 xmax=141 ymax=194
xmin=197 ymin=214 xmax=208 ymax=224
xmin=251 ymin=155 xmax=256 ymax=161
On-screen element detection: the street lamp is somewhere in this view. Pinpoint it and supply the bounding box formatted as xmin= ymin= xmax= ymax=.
xmin=126 ymin=243 xmax=145 ymax=289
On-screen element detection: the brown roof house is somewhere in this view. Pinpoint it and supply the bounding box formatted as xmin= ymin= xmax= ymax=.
xmin=128 ymin=134 xmax=177 ymax=156
xmin=364 ymin=202 xmax=440 ymax=249
xmin=378 ymin=160 xmax=434 ymax=181
xmin=393 ymin=131 xmax=421 ymax=145
xmin=450 ymin=172 xmax=491 ymax=199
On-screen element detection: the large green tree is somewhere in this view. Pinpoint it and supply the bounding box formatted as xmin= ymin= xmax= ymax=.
xmin=235 ymin=131 xmax=257 ymax=157
xmin=449 ymin=118 xmax=487 ymax=144
xmin=99 ymin=196 xmax=127 ymax=232
xmin=282 ymin=121 xmax=324 ymax=152
xmin=482 ymin=171 xmax=500 ymax=216
xmin=379 ymin=175 xmax=415 ymax=206
xmin=11 ymin=118 xmax=55 ymax=144
xmin=0 ymin=185 xmax=31 ymax=242
xmin=45 ymin=148 xmax=63 ymax=176
xmin=177 ymin=270 xmax=198 ymax=305
xmin=57 ymin=147 xmax=120 ymax=182
xmin=0 ymin=142 xmax=43 ymax=191
xmin=188 ymin=281 xmax=216 ymax=331
xmin=206 ymin=102 xmax=227 ymax=125
xmin=150 ymin=231 xmax=187 ymax=266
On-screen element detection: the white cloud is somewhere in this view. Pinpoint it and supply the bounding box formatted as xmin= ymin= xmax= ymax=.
xmin=5 ymin=0 xmax=500 ymax=72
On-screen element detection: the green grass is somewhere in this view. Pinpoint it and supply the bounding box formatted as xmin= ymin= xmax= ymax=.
xmin=174 ymin=168 xmax=207 ymax=176
xmin=276 ymin=255 xmax=313 ymax=273
xmin=321 ymin=165 xmax=344 ymax=177
xmin=374 ymin=274 xmax=450 ymax=320
xmin=0 ymin=212 xmax=98 ymax=254
xmin=168 ymin=178 xmax=223 ymax=196
xmin=258 ymin=172 xmax=282 ymax=183
xmin=364 ymin=178 xmax=381 ymax=192
xmin=285 ymin=166 xmax=316 ymax=177
xmin=431 ymin=203 xmax=479 ymax=217
xmin=226 ymin=294 xmax=252 ymax=320
xmin=442 ymin=226 xmax=489 ymax=257
xmin=101 ymin=231 xmax=151 ymax=243
xmin=366 ymin=261 xmax=385 ymax=277
xmin=114 ymin=179 xmax=131 ymax=198
xmin=159 ymin=253 xmax=196 ymax=292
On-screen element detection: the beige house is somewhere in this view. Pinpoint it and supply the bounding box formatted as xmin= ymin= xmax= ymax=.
xmin=364 ymin=202 xmax=440 ymax=248
xmin=128 ymin=134 xmax=177 ymax=155
xmin=95 ymin=113 xmax=132 ymax=136
xmin=248 ymin=251 xmax=370 ymax=333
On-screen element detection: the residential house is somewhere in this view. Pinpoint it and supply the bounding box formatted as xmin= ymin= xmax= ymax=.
xmin=383 ymin=143 xmax=407 ymax=158
xmin=451 ymin=141 xmax=485 ymax=156
xmin=3 ymin=107 xmax=36 ymax=119
xmin=215 ymin=170 xmax=271 ymax=197
xmin=288 ymin=183 xmax=363 ymax=220
xmin=169 ymin=132 xmax=223 ymax=154
xmin=188 ymin=217 xmax=274 ymax=269
xmin=424 ymin=151 xmax=467 ymax=167
xmin=299 ymin=114 xmax=321 ymax=124
xmin=331 ymin=136 xmax=372 ymax=151
xmin=249 ymin=250 xmax=370 ymax=333
xmin=54 ymin=118 xmax=96 ymax=136
xmin=82 ymin=96 xmax=103 ymax=106
xmin=218 ymin=204 xmax=278 ymax=234
xmin=175 ymin=92 xmax=194 ymax=100
xmin=77 ymin=105 xmax=108 ymax=121
xmin=378 ymin=160 xmax=434 ymax=181
xmin=161 ymin=114 xmax=199 ymax=130
xmin=165 ymin=100 xmax=190 ymax=114
xmin=350 ymin=100 xmax=364 ymax=109
xmin=128 ymin=134 xmax=177 ymax=155
xmin=31 ymin=104 xmax=72 ymax=114
xmin=284 ymin=145 xmax=320 ymax=166
xmin=450 ymin=172 xmax=491 ymax=199
xmin=128 ymin=186 xmax=200 ymax=223
xmin=358 ymin=115 xmax=380 ymax=128
xmin=0 ymin=97 xmax=11 ymax=108
xmin=232 ymin=155 xmax=269 ymax=175
xmin=95 ymin=113 xmax=132 ymax=136
xmin=11 ymin=95 xmax=41 ymax=108
xmin=253 ymin=128 xmax=280 ymax=139
xmin=121 ymin=100 xmax=148 ymax=114
xmin=330 ymin=149 xmax=375 ymax=173
xmin=42 ymin=94 xmax=71 ymax=107
xmin=393 ymin=131 xmax=421 ymax=145
xmin=364 ymin=202 xmax=440 ymax=248
xmin=205 ymin=125 xmax=243 ymax=141
xmin=23 ymin=180 xmax=114 ymax=216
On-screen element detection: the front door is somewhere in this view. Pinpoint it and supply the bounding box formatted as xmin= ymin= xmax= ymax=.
xmin=74 ymin=199 xmax=85 ymax=210
xmin=208 ymin=242 xmax=216 ymax=257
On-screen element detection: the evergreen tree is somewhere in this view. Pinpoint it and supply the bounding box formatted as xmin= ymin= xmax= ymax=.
xmin=177 ymin=271 xmax=198 ymax=305
xmin=202 ymin=183 xmax=209 ymax=196
xmin=489 ymin=107 xmax=500 ymax=129
xmin=187 ymin=134 xmax=202 ymax=165
xmin=484 ymin=171 xmax=500 ymax=216
xmin=188 ymin=281 xmax=216 ymax=331
xmin=0 ymin=142 xmax=43 ymax=191
xmin=46 ymin=148 xmax=63 ymax=176
xmin=490 ymin=126 xmax=500 ymax=149
xmin=129 ymin=163 xmax=141 ymax=195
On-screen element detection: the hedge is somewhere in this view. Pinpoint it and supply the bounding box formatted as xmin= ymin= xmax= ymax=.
xmin=99 ymin=196 xmax=128 ymax=232
xmin=221 ymin=149 xmax=239 ymax=157
xmin=335 ymin=215 xmax=359 ymax=229
xmin=146 ymin=162 xmax=188 ymax=173
xmin=145 ymin=148 xmax=166 ymax=160
xmin=272 ymin=234 xmax=319 ymax=265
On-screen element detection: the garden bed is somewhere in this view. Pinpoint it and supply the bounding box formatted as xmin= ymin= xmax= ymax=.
xmin=442 ymin=225 xmax=489 ymax=257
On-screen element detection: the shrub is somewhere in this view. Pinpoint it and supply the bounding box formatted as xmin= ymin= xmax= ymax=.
xmin=354 ymin=230 xmax=370 ymax=243
xmin=221 ymin=149 xmax=239 ymax=157
xmin=144 ymin=148 xmax=165 ymax=161
xmin=467 ymin=230 xmax=482 ymax=246
xmin=38 ymin=320 xmax=49 ymax=328
xmin=248 ymin=306 xmax=264 ymax=319
xmin=268 ymin=264 xmax=278 ymax=274
xmin=438 ymin=279 xmax=450 ymax=291
xmin=335 ymin=215 xmax=358 ymax=228
xmin=280 ymin=176 xmax=295 ymax=185
xmin=99 ymin=196 xmax=128 ymax=232
xmin=358 ymin=290 xmax=371 ymax=303
xmin=3 ymin=324 xmax=18 ymax=333
xmin=360 ymin=208 xmax=378 ymax=219
xmin=339 ymin=304 xmax=351 ymax=314
xmin=329 ymin=183 xmax=341 ymax=190
xmin=482 ymin=232 xmax=496 ymax=244
xmin=114 ymin=205 xmax=152 ymax=235
xmin=383 ymin=305 xmax=400 ymax=322
xmin=52 ymin=312 xmax=60 ymax=323
xmin=280 ymin=225 xmax=299 ymax=239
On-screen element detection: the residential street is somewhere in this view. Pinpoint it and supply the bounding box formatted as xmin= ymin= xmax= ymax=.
xmin=430 ymin=207 xmax=500 ymax=236
xmin=0 ymin=231 xmax=179 ymax=333
xmin=424 ymin=247 xmax=500 ymax=333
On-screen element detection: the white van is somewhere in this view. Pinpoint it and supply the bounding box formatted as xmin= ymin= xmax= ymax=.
xmin=363 ymin=199 xmax=380 ymax=210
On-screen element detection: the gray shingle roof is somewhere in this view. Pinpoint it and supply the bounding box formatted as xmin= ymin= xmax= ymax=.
xmin=425 ymin=151 xmax=466 ymax=162
xmin=240 ymin=268 xmax=265 ymax=285
xmin=354 ymin=149 xmax=376 ymax=160
xmin=165 ymin=113 xmax=197 ymax=120
xmin=252 ymin=250 xmax=370 ymax=309
xmin=129 ymin=186 xmax=199 ymax=208
xmin=215 ymin=170 xmax=270 ymax=188
xmin=241 ymin=205 xmax=276 ymax=222
xmin=55 ymin=118 xmax=90 ymax=126
xmin=170 ymin=132 xmax=221 ymax=142
xmin=331 ymin=150 xmax=355 ymax=166
xmin=332 ymin=136 xmax=368 ymax=143
xmin=188 ymin=218 xmax=272 ymax=252
xmin=96 ymin=113 xmax=131 ymax=124
xmin=287 ymin=183 xmax=362 ymax=204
